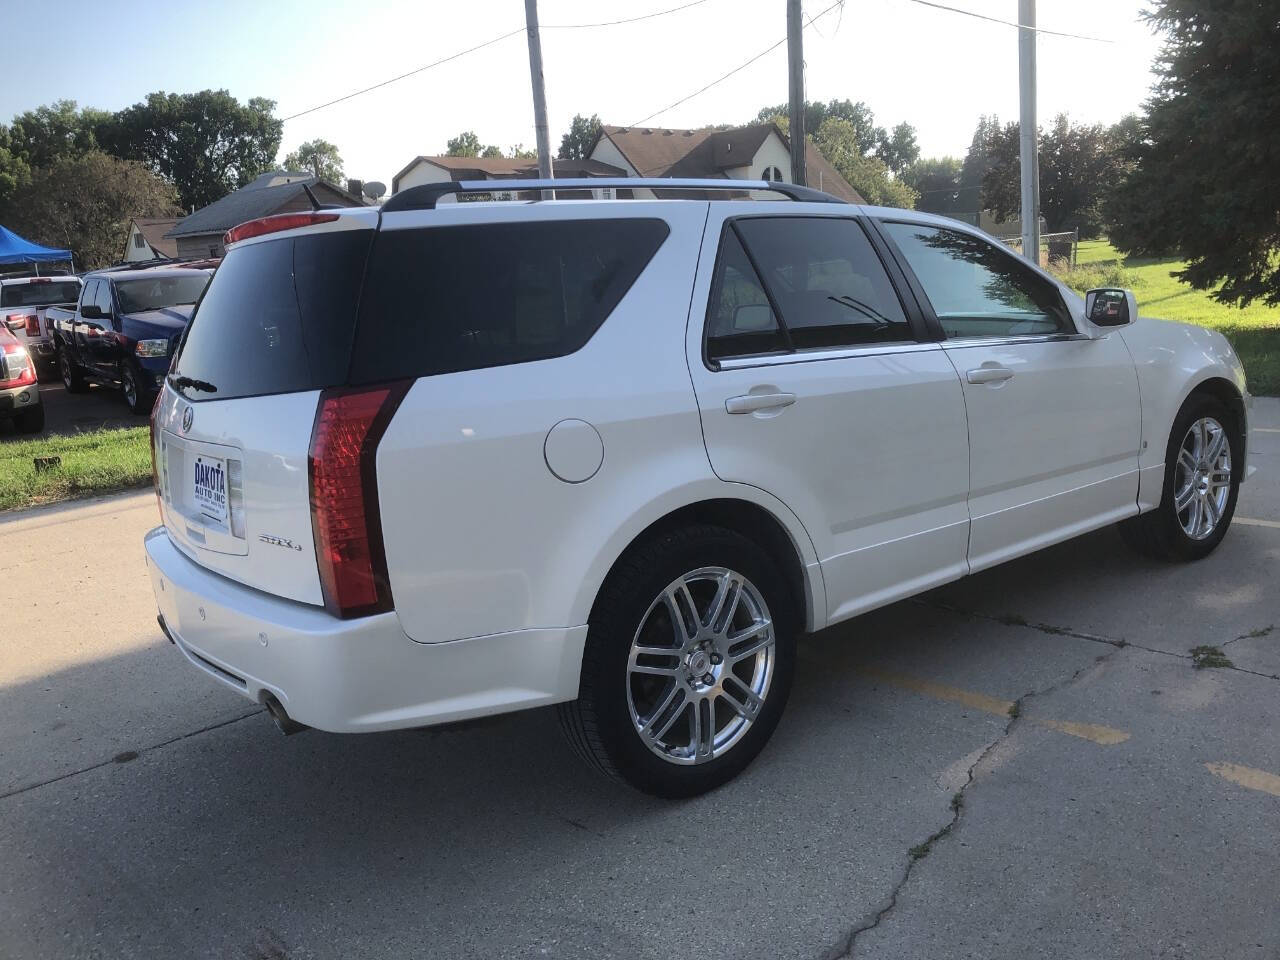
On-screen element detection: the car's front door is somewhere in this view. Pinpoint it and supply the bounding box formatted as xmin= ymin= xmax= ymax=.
xmin=687 ymin=210 xmax=971 ymax=625
xmin=85 ymin=280 xmax=118 ymax=377
xmin=877 ymin=220 xmax=1141 ymax=572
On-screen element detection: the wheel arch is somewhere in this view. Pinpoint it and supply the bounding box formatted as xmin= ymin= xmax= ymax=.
xmin=572 ymin=490 xmax=825 ymax=636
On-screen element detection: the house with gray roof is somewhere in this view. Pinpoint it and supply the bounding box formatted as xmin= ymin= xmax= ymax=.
xmin=165 ymin=172 xmax=362 ymax=258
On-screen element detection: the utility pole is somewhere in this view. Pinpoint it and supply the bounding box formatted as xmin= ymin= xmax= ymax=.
xmin=786 ymin=0 xmax=807 ymax=186
xmin=524 ymin=0 xmax=555 ymax=199
xmin=1018 ymin=0 xmax=1040 ymax=264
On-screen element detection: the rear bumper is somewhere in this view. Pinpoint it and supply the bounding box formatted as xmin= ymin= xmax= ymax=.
xmin=0 ymin=380 xmax=40 ymax=414
xmin=144 ymin=527 xmax=587 ymax=733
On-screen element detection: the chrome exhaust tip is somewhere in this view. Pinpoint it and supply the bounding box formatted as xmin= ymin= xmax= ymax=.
xmin=262 ymin=693 xmax=308 ymax=736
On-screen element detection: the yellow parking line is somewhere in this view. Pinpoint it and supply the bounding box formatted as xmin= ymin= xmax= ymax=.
xmin=1205 ymin=762 xmax=1280 ymax=798
xmin=862 ymin=668 xmax=1130 ymax=746
xmin=1236 ymin=516 xmax=1280 ymax=530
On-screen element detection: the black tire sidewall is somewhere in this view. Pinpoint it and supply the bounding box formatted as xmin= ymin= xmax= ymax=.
xmin=582 ymin=526 xmax=797 ymax=798
xmin=123 ymin=365 xmax=150 ymax=414
xmin=1156 ymin=396 xmax=1242 ymax=560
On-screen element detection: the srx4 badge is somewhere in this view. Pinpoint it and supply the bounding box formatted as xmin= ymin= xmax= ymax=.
xmin=259 ymin=534 xmax=303 ymax=552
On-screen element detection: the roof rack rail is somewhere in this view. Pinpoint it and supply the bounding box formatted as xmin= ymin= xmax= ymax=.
xmin=380 ymin=177 xmax=846 ymax=213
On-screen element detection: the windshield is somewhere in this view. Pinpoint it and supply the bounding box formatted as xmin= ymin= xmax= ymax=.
xmin=0 ymin=281 xmax=82 ymax=308
xmin=115 ymin=275 xmax=209 ymax=314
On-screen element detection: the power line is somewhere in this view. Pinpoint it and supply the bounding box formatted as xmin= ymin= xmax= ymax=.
xmin=902 ymin=0 xmax=1112 ymax=43
xmin=629 ymin=0 xmax=847 ymax=128
xmin=280 ymin=0 xmax=715 ymax=123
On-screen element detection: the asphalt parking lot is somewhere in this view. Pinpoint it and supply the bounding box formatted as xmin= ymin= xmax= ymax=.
xmin=1 ymin=400 xmax=1277 ymax=960
xmin=0 ymin=378 xmax=138 ymax=440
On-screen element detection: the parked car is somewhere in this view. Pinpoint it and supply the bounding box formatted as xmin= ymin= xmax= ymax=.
xmin=0 ymin=274 xmax=82 ymax=378
xmin=144 ymin=178 xmax=1252 ymax=798
xmin=49 ymin=266 xmax=211 ymax=414
xmin=0 ymin=324 xmax=43 ymax=433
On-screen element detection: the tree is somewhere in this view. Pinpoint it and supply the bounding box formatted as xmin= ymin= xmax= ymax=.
xmin=1109 ymin=1 xmax=1280 ymax=305
xmin=446 ymin=131 xmax=484 ymax=157
xmin=0 ymin=125 xmax=32 ymax=216
xmin=508 ymin=144 xmax=537 ymax=160
xmin=558 ymin=114 xmax=602 ymax=160
xmin=813 ymin=118 xmax=917 ymax=209
xmin=981 ymin=114 xmax=1130 ymax=238
xmin=5 ymin=151 xmax=179 ymax=269
xmin=900 ymin=156 xmax=964 ymax=215
xmin=876 ymin=122 xmax=920 ymax=176
xmin=98 ymin=90 xmax=282 ymax=211
xmin=282 ymin=138 xmax=344 ymax=181
xmin=756 ymin=99 xmax=886 ymax=155
xmin=955 ymin=115 xmax=1001 ymax=218
xmin=480 ymin=144 xmax=503 ymax=159
xmin=6 ymin=100 xmax=108 ymax=170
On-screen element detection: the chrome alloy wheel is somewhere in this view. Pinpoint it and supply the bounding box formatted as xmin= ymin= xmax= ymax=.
xmin=626 ymin=567 xmax=775 ymax=765
xmin=1174 ymin=416 xmax=1232 ymax=540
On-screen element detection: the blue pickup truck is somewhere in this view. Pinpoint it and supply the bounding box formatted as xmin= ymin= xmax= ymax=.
xmin=49 ymin=265 xmax=211 ymax=414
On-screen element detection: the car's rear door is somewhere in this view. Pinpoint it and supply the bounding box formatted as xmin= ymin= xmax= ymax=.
xmin=876 ymin=219 xmax=1141 ymax=571
xmin=687 ymin=208 xmax=971 ymax=624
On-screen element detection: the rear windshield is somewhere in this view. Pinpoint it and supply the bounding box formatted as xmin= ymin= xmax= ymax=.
xmin=116 ymin=275 xmax=209 ymax=313
xmin=170 ymin=230 xmax=372 ymax=401
xmin=1 ymin=281 xmax=81 ymax=308
xmin=349 ymin=218 xmax=669 ymax=383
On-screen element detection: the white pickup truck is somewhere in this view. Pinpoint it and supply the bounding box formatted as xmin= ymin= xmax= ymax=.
xmin=0 ymin=275 xmax=82 ymax=377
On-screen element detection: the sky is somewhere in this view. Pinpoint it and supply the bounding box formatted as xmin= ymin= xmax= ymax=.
xmin=1 ymin=0 xmax=1165 ymax=190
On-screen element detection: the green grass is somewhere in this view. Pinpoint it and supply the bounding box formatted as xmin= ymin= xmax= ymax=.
xmin=0 ymin=426 xmax=152 ymax=512
xmin=1055 ymin=240 xmax=1280 ymax=395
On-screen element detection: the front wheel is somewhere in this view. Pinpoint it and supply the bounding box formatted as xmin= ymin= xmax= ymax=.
xmin=1119 ymin=395 xmax=1241 ymax=562
xmin=122 ymin=364 xmax=152 ymax=415
xmin=559 ymin=525 xmax=796 ymax=798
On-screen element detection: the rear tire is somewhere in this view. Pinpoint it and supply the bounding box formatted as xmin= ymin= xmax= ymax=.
xmin=14 ymin=405 xmax=44 ymax=434
xmin=60 ymin=349 xmax=88 ymax=394
xmin=1119 ymin=394 xmax=1241 ymax=562
xmin=559 ymin=524 xmax=797 ymax=798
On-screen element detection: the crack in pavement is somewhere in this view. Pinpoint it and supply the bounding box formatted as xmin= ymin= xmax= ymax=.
xmin=915 ymin=599 xmax=1280 ymax=682
xmin=0 ymin=708 xmax=265 ymax=802
xmin=825 ymin=646 xmax=1123 ymax=959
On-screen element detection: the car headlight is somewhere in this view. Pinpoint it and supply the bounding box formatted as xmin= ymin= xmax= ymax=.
xmin=135 ymin=339 xmax=169 ymax=358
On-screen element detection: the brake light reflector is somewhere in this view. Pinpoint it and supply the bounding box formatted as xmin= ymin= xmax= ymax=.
xmin=308 ymin=382 xmax=409 ymax=618
xmin=224 ymin=212 xmax=339 ymax=247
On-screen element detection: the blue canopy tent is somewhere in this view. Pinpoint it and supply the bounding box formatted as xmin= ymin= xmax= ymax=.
xmin=0 ymin=225 xmax=72 ymax=272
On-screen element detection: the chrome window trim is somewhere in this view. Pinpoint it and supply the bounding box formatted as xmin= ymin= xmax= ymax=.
xmin=940 ymin=333 xmax=1091 ymax=349
xmin=716 ymin=341 xmax=940 ymax=370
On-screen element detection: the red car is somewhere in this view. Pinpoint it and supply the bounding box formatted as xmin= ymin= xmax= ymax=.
xmin=0 ymin=324 xmax=43 ymax=433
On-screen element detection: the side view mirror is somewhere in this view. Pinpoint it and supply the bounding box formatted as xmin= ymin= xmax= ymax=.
xmin=1084 ymin=287 xmax=1137 ymax=333
xmin=80 ymin=304 xmax=103 ymax=321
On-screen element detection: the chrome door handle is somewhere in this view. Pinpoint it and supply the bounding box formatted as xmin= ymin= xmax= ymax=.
xmin=725 ymin=392 xmax=797 ymax=414
xmin=966 ymin=366 xmax=1015 ymax=384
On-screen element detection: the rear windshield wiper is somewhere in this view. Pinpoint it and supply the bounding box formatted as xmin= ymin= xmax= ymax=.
xmin=170 ymin=375 xmax=218 ymax=394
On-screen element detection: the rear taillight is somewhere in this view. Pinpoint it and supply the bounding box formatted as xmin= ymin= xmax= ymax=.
xmin=224 ymin=212 xmax=339 ymax=247
xmin=0 ymin=342 xmax=35 ymax=386
xmin=24 ymin=315 xmax=39 ymax=337
xmin=308 ymin=382 xmax=410 ymax=619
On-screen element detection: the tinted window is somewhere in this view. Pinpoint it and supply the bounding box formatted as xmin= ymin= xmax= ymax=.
xmin=881 ymin=222 xmax=1071 ymax=338
xmin=735 ymin=217 xmax=910 ymax=349
xmin=0 ymin=281 xmax=81 ymax=308
xmin=170 ymin=230 xmax=372 ymax=401
xmin=79 ymin=280 xmax=98 ymax=310
xmin=705 ymin=229 xmax=787 ymax=362
xmin=350 ymin=219 xmax=668 ymax=383
xmin=115 ymin=275 xmax=209 ymax=313
xmin=94 ymin=281 xmax=113 ymax=316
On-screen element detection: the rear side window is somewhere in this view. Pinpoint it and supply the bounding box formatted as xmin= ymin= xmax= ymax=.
xmin=705 ymin=229 xmax=787 ymax=362
xmin=349 ymin=218 xmax=669 ymax=383
xmin=170 ymin=230 xmax=372 ymax=401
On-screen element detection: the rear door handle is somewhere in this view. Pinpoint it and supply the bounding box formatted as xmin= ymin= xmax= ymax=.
xmin=966 ymin=366 xmax=1015 ymax=385
xmin=725 ymin=392 xmax=797 ymax=414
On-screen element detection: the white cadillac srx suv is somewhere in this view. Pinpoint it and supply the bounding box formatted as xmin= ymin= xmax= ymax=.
xmin=145 ymin=177 xmax=1251 ymax=797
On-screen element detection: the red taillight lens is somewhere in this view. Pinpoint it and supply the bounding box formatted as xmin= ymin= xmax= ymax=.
xmin=308 ymin=382 xmax=409 ymax=619
xmin=24 ymin=315 xmax=39 ymax=337
xmin=0 ymin=342 xmax=35 ymax=386
xmin=224 ymin=212 xmax=339 ymax=247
